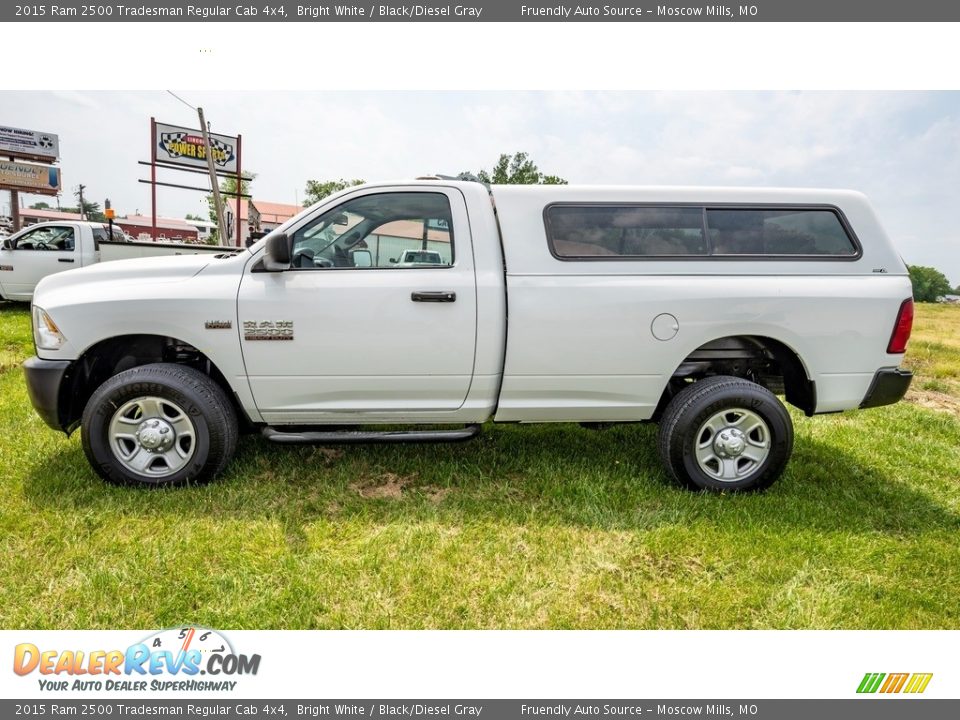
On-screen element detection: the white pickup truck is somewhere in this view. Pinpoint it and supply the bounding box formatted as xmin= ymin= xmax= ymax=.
xmin=24 ymin=181 xmax=914 ymax=492
xmin=0 ymin=220 xmax=225 ymax=302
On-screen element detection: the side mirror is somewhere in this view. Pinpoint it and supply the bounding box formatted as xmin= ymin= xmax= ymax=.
xmin=263 ymin=232 xmax=292 ymax=271
xmin=389 ymin=257 xmax=398 ymax=264
xmin=245 ymin=236 xmax=256 ymax=248
xmin=1 ymin=238 xmax=13 ymax=250
xmin=351 ymin=249 xmax=372 ymax=268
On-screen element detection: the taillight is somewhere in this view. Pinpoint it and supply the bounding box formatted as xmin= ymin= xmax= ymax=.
xmin=887 ymin=298 xmax=914 ymax=354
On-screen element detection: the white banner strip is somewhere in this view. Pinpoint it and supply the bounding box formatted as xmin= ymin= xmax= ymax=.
xmin=2 ymin=630 xmax=955 ymax=700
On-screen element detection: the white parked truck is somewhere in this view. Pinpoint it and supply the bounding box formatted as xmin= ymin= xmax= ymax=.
xmin=0 ymin=220 xmax=227 ymax=302
xmin=24 ymin=181 xmax=914 ymax=491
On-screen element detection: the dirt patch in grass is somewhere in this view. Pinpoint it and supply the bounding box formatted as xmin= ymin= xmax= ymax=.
xmin=348 ymin=473 xmax=452 ymax=503
xmin=905 ymin=389 xmax=960 ymax=418
xmin=350 ymin=472 xmax=416 ymax=499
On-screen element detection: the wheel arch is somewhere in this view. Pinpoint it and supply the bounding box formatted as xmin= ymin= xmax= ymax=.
xmin=656 ymin=333 xmax=816 ymax=418
xmin=58 ymin=333 xmax=250 ymax=434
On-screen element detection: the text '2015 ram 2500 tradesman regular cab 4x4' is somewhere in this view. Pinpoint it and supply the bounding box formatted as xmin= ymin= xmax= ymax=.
xmin=23 ymin=181 xmax=914 ymax=492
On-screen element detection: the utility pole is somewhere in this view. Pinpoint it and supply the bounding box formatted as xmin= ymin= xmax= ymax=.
xmin=5 ymin=154 xmax=21 ymax=231
xmin=197 ymin=107 xmax=227 ymax=246
xmin=77 ymin=184 xmax=86 ymax=220
xmin=10 ymin=189 xmax=19 ymax=232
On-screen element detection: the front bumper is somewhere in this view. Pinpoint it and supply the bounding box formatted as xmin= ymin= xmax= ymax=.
xmin=860 ymin=367 xmax=913 ymax=409
xmin=23 ymin=356 xmax=72 ymax=432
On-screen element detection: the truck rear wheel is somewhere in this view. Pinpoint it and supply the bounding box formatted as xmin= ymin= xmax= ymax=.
xmin=81 ymin=363 xmax=238 ymax=487
xmin=657 ymin=375 xmax=793 ymax=492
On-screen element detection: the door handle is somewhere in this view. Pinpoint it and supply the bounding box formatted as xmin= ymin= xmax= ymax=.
xmin=58 ymin=258 xmax=75 ymax=263
xmin=411 ymin=291 xmax=456 ymax=303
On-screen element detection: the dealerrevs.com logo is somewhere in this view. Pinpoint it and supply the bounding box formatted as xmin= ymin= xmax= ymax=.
xmin=13 ymin=627 xmax=261 ymax=692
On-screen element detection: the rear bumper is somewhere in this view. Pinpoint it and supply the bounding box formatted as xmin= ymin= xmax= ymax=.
xmin=859 ymin=367 xmax=913 ymax=409
xmin=23 ymin=356 xmax=72 ymax=432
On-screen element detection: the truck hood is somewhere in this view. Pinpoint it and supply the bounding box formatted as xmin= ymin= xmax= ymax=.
xmin=34 ymin=254 xmax=214 ymax=301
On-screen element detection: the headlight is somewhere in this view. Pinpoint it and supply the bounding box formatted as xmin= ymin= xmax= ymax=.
xmin=32 ymin=306 xmax=67 ymax=350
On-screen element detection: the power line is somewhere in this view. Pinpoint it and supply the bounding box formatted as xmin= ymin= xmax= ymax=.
xmin=166 ymin=90 xmax=197 ymax=111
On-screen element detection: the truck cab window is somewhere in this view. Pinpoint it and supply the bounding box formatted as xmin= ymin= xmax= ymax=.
xmin=13 ymin=226 xmax=76 ymax=251
xmin=290 ymin=192 xmax=454 ymax=269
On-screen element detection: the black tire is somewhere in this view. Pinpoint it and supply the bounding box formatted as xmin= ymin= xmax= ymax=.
xmin=657 ymin=375 xmax=793 ymax=492
xmin=81 ymin=363 xmax=238 ymax=487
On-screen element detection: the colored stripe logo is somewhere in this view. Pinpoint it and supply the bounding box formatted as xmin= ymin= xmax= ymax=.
xmin=857 ymin=672 xmax=933 ymax=694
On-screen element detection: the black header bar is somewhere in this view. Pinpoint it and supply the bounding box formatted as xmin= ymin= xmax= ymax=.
xmin=7 ymin=0 xmax=960 ymax=22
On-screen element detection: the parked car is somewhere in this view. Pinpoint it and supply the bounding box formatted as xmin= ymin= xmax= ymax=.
xmin=391 ymin=249 xmax=445 ymax=266
xmin=0 ymin=221 xmax=227 ymax=301
xmin=23 ymin=181 xmax=913 ymax=491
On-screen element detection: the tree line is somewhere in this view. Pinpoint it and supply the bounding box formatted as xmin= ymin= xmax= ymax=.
xmin=299 ymin=151 xmax=567 ymax=206
xmin=908 ymin=265 xmax=958 ymax=302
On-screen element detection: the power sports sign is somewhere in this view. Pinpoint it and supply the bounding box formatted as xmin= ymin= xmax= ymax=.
xmin=154 ymin=121 xmax=238 ymax=173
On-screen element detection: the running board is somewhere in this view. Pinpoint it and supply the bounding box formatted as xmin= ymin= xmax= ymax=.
xmin=262 ymin=424 xmax=482 ymax=445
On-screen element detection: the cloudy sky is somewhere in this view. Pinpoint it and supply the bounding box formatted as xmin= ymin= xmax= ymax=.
xmin=3 ymin=91 xmax=959 ymax=283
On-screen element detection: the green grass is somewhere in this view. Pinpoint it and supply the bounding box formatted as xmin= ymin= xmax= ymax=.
xmin=0 ymin=303 xmax=32 ymax=375
xmin=904 ymin=303 xmax=960 ymax=398
xmin=1 ymin=302 xmax=959 ymax=629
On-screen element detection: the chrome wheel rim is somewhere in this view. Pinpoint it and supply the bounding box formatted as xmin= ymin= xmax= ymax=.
xmin=694 ymin=407 xmax=771 ymax=482
xmin=108 ymin=396 xmax=196 ymax=478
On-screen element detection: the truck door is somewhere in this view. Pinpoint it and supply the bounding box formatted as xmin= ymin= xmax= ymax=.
xmin=0 ymin=224 xmax=79 ymax=301
xmin=237 ymin=187 xmax=478 ymax=423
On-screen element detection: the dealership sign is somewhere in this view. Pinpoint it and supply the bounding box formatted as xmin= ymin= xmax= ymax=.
xmin=154 ymin=121 xmax=238 ymax=173
xmin=0 ymin=125 xmax=60 ymax=161
xmin=0 ymin=159 xmax=61 ymax=195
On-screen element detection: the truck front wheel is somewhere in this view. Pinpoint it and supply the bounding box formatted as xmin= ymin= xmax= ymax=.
xmin=657 ymin=375 xmax=793 ymax=492
xmin=81 ymin=363 xmax=238 ymax=487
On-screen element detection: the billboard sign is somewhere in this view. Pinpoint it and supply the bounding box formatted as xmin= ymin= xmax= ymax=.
xmin=0 ymin=125 xmax=60 ymax=161
xmin=0 ymin=159 xmax=61 ymax=195
xmin=154 ymin=121 xmax=238 ymax=173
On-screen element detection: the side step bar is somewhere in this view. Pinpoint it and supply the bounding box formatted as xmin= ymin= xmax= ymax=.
xmin=262 ymin=424 xmax=482 ymax=445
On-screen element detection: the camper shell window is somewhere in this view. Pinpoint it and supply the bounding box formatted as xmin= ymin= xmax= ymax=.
xmin=545 ymin=204 xmax=860 ymax=260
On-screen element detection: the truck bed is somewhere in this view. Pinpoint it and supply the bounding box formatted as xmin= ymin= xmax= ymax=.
xmin=99 ymin=239 xmax=228 ymax=261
